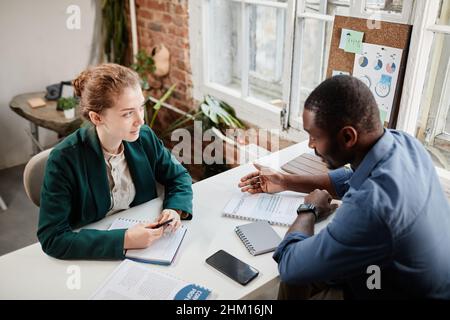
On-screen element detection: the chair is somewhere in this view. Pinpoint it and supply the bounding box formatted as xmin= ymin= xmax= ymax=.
xmin=22 ymin=147 xmax=166 ymax=207
xmin=23 ymin=148 xmax=52 ymax=207
xmin=0 ymin=196 xmax=7 ymax=211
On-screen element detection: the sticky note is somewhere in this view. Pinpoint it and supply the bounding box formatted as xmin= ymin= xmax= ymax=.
xmin=379 ymin=109 xmax=388 ymax=125
xmin=343 ymin=30 xmax=364 ymax=54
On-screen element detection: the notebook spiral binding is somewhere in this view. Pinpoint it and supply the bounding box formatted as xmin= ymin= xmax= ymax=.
xmin=118 ymin=217 xmax=148 ymax=224
xmin=235 ymin=226 xmax=256 ymax=255
xmin=224 ymin=213 xmax=289 ymax=227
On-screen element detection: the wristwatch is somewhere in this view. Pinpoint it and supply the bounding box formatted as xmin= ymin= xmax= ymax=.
xmin=297 ymin=203 xmax=318 ymax=222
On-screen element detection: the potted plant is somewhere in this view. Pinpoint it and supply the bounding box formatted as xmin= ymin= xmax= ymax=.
xmin=130 ymin=49 xmax=177 ymax=127
xmin=57 ymin=97 xmax=78 ymax=119
xmin=161 ymin=95 xmax=245 ymax=137
xmin=131 ymin=49 xmax=156 ymax=91
xmin=161 ymin=95 xmax=246 ymax=179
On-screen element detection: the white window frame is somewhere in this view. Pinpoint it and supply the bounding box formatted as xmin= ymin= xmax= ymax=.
xmin=350 ymin=0 xmax=413 ymax=24
xmin=190 ymin=0 xmax=415 ymax=139
xmin=190 ymin=0 xmax=297 ymax=131
xmin=288 ymin=0 xmax=337 ymax=132
xmin=396 ymin=0 xmax=449 ymax=137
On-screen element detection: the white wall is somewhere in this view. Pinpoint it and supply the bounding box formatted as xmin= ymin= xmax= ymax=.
xmin=0 ymin=0 xmax=102 ymax=169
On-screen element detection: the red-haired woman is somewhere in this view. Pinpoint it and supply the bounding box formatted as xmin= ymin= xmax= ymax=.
xmin=37 ymin=63 xmax=192 ymax=260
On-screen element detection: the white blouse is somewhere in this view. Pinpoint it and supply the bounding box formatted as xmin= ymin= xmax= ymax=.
xmin=102 ymin=143 xmax=136 ymax=216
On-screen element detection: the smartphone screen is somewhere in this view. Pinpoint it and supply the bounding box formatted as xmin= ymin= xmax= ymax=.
xmin=205 ymin=250 xmax=259 ymax=285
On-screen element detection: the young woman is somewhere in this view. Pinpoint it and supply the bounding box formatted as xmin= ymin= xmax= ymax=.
xmin=37 ymin=63 xmax=193 ymax=260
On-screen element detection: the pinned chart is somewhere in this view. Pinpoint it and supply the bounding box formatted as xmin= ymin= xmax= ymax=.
xmin=353 ymin=43 xmax=403 ymax=125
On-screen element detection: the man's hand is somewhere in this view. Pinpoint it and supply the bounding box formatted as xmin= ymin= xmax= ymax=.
xmin=239 ymin=163 xmax=286 ymax=194
xmin=304 ymin=189 xmax=339 ymax=221
xmin=124 ymin=222 xmax=164 ymax=249
xmin=287 ymin=189 xmax=339 ymax=236
xmin=157 ymin=209 xmax=181 ymax=232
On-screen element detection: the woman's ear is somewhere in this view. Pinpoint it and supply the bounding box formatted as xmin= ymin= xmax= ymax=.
xmin=339 ymin=126 xmax=358 ymax=148
xmin=88 ymin=111 xmax=102 ymax=126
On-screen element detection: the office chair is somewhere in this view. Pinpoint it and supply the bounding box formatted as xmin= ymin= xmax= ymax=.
xmin=23 ymin=148 xmax=53 ymax=207
xmin=0 ymin=196 xmax=7 ymax=211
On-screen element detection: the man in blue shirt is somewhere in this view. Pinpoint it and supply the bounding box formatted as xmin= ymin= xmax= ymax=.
xmin=239 ymin=75 xmax=450 ymax=299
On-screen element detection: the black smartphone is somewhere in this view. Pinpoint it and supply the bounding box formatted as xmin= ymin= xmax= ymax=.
xmin=205 ymin=250 xmax=259 ymax=286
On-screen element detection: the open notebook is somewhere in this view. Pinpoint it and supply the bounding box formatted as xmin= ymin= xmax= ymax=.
xmin=91 ymin=259 xmax=212 ymax=300
xmin=109 ymin=217 xmax=187 ymax=265
xmin=223 ymin=191 xmax=304 ymax=226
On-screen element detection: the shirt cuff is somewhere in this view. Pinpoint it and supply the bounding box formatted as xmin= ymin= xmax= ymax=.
xmin=328 ymin=167 xmax=353 ymax=198
xmin=166 ymin=208 xmax=192 ymax=220
xmin=273 ymin=231 xmax=311 ymax=263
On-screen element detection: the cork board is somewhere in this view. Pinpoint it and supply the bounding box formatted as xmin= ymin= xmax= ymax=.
xmin=327 ymin=15 xmax=412 ymax=128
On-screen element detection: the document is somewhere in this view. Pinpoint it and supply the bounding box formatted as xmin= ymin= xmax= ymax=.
xmin=223 ymin=191 xmax=304 ymax=226
xmin=91 ymin=259 xmax=212 ymax=300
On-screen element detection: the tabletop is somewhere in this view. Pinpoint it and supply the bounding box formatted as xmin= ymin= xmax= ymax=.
xmin=0 ymin=140 xmax=334 ymax=300
xmin=9 ymin=92 xmax=82 ymax=136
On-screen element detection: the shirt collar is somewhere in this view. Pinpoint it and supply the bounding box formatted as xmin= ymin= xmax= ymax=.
xmin=348 ymin=129 xmax=394 ymax=189
xmin=102 ymin=143 xmax=124 ymax=161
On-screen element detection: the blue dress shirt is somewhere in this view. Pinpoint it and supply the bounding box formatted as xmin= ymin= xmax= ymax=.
xmin=273 ymin=129 xmax=450 ymax=299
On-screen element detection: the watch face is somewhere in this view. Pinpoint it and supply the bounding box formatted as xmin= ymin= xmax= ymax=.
xmin=297 ymin=203 xmax=315 ymax=213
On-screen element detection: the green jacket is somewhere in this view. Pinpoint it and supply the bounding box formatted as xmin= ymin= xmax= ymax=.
xmin=37 ymin=124 xmax=193 ymax=260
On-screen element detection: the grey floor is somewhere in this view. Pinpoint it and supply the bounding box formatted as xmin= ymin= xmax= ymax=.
xmin=0 ymin=164 xmax=39 ymax=256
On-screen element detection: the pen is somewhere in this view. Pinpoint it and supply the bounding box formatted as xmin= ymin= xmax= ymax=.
xmin=150 ymin=218 xmax=174 ymax=229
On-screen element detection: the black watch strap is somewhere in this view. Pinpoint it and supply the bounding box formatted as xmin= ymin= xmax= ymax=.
xmin=297 ymin=204 xmax=318 ymax=222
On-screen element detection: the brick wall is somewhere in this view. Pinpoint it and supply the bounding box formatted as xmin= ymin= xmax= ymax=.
xmin=128 ymin=1 xmax=295 ymax=181
xmin=134 ymin=0 xmax=194 ymax=134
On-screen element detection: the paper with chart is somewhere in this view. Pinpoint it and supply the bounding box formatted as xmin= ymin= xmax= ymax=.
xmin=90 ymin=259 xmax=211 ymax=300
xmin=223 ymin=192 xmax=304 ymax=226
xmin=352 ymin=43 xmax=403 ymax=125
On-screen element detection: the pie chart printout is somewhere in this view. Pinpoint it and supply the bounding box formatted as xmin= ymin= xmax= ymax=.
xmin=359 ymin=56 xmax=369 ymax=68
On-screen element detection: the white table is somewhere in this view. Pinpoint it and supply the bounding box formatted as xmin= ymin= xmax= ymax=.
xmin=0 ymin=140 xmax=332 ymax=299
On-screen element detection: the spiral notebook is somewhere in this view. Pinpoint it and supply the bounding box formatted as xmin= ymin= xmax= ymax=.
xmin=91 ymin=259 xmax=212 ymax=300
xmin=108 ymin=217 xmax=187 ymax=265
xmin=235 ymin=221 xmax=282 ymax=256
xmin=223 ymin=192 xmax=304 ymax=226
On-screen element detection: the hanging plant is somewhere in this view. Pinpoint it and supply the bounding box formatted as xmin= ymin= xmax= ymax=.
xmin=131 ymin=50 xmax=156 ymax=91
xmin=102 ymin=0 xmax=128 ymax=65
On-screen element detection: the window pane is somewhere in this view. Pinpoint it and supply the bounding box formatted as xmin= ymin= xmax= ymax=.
xmin=208 ymin=0 xmax=241 ymax=93
xmin=436 ymin=0 xmax=450 ymax=25
xmin=295 ymin=1 xmax=349 ymax=110
xmin=364 ymin=0 xmax=404 ymax=14
xmin=298 ymin=19 xmax=332 ymax=104
xmin=303 ymin=0 xmax=350 ymax=16
xmin=248 ymin=4 xmax=285 ymax=104
xmin=416 ymin=33 xmax=450 ymax=169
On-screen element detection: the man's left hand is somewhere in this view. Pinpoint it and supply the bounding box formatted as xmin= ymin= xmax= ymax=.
xmin=304 ymin=189 xmax=339 ymax=221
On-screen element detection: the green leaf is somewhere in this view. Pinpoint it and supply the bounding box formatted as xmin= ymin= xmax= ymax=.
xmin=149 ymin=83 xmax=177 ymax=128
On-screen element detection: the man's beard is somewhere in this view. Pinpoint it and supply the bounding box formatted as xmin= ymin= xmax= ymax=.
xmin=314 ymin=147 xmax=340 ymax=170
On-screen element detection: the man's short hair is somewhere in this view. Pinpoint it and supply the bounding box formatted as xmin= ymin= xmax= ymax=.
xmin=304 ymin=75 xmax=381 ymax=134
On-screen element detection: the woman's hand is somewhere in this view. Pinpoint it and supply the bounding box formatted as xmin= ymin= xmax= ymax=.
xmin=123 ymin=222 xmax=164 ymax=249
xmin=238 ymin=163 xmax=286 ymax=194
xmin=156 ymin=209 xmax=181 ymax=232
